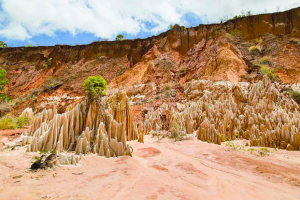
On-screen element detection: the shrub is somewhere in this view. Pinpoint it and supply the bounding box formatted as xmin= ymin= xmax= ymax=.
xmin=0 ymin=117 xmax=17 ymax=130
xmin=260 ymin=65 xmax=275 ymax=80
xmin=83 ymin=75 xmax=108 ymax=97
xmin=289 ymin=90 xmax=300 ymax=104
xmin=16 ymin=116 xmax=31 ymax=128
xmin=260 ymin=56 xmax=272 ymax=65
xmin=249 ymin=46 xmax=261 ymax=55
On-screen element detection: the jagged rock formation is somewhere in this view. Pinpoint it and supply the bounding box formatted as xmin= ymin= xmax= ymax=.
xmin=144 ymin=76 xmax=300 ymax=150
xmin=23 ymin=91 xmax=142 ymax=157
xmin=292 ymin=83 xmax=300 ymax=92
xmin=19 ymin=108 xmax=34 ymax=119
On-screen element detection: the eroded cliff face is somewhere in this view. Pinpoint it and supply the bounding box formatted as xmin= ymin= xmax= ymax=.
xmin=2 ymin=7 xmax=300 ymax=114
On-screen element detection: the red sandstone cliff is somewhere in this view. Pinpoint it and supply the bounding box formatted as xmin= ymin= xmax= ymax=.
xmin=1 ymin=7 xmax=300 ymax=114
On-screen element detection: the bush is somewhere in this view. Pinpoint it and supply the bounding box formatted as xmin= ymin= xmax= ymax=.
xmin=0 ymin=117 xmax=17 ymax=130
xmin=249 ymin=46 xmax=261 ymax=55
xmin=83 ymin=75 xmax=108 ymax=97
xmin=16 ymin=116 xmax=31 ymax=128
xmin=260 ymin=56 xmax=272 ymax=65
xmin=289 ymin=90 xmax=300 ymax=104
xmin=260 ymin=65 xmax=275 ymax=80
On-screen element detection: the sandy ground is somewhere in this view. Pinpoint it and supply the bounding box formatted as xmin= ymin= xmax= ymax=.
xmin=0 ymin=134 xmax=300 ymax=200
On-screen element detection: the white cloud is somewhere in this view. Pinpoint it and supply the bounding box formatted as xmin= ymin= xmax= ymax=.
xmin=0 ymin=0 xmax=299 ymax=41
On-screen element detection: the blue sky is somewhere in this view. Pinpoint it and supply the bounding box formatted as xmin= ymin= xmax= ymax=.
xmin=0 ymin=0 xmax=299 ymax=47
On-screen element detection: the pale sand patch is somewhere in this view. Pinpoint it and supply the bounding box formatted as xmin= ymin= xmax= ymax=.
xmin=0 ymin=135 xmax=300 ymax=200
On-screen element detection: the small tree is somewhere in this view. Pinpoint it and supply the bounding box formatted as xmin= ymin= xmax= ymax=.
xmin=82 ymin=75 xmax=108 ymax=129
xmin=116 ymin=34 xmax=125 ymax=41
xmin=0 ymin=69 xmax=8 ymax=100
xmin=0 ymin=41 xmax=7 ymax=48
xmin=82 ymin=75 xmax=108 ymax=98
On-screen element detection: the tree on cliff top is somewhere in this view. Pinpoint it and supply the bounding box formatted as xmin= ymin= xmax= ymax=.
xmin=0 ymin=41 xmax=7 ymax=48
xmin=116 ymin=34 xmax=125 ymax=41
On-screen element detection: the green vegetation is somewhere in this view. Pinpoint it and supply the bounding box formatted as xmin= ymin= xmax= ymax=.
xmin=251 ymin=38 xmax=261 ymax=45
xmin=50 ymin=149 xmax=56 ymax=154
xmin=0 ymin=69 xmax=8 ymax=101
xmin=0 ymin=117 xmax=17 ymax=130
xmin=260 ymin=56 xmax=272 ymax=65
xmin=230 ymin=10 xmax=253 ymax=20
xmin=164 ymin=83 xmax=171 ymax=91
xmin=260 ymin=65 xmax=275 ymax=80
xmin=225 ymin=141 xmax=246 ymax=151
xmin=83 ymin=75 xmax=108 ymax=97
xmin=0 ymin=115 xmax=31 ymax=130
xmin=26 ymin=44 xmax=32 ymax=47
xmin=248 ymin=46 xmax=261 ymax=55
xmin=225 ymin=29 xmax=242 ymax=40
xmin=116 ymin=34 xmax=125 ymax=41
xmin=39 ymin=149 xmax=48 ymax=155
xmin=179 ymin=67 xmax=187 ymax=77
xmin=247 ymin=148 xmax=256 ymax=154
xmin=16 ymin=116 xmax=31 ymax=128
xmin=288 ymin=37 xmax=300 ymax=45
xmin=288 ymin=90 xmax=300 ymax=104
xmin=169 ymin=121 xmax=188 ymax=141
xmin=44 ymin=79 xmax=63 ymax=91
xmin=43 ymin=58 xmax=53 ymax=68
xmin=33 ymin=156 xmax=41 ymax=164
xmin=0 ymin=41 xmax=7 ymax=48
